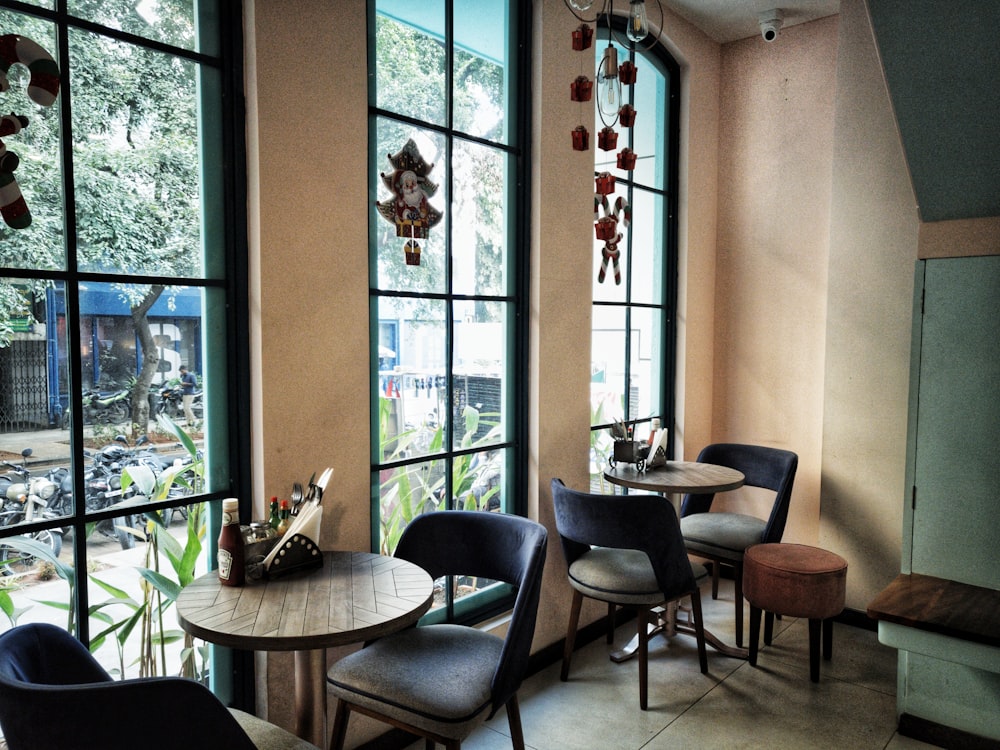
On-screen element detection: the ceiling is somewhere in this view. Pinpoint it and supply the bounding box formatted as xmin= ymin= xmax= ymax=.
xmin=659 ymin=0 xmax=840 ymax=43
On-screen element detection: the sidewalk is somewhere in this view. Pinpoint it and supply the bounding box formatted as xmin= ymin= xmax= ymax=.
xmin=0 ymin=427 xmax=74 ymax=464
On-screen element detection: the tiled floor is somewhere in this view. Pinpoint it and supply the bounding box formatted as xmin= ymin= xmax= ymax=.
xmin=404 ymin=578 xmax=942 ymax=750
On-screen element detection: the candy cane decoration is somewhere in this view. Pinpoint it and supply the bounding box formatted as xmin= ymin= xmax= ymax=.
xmin=598 ymin=234 xmax=622 ymax=285
xmin=595 ymin=195 xmax=629 ymax=284
xmin=0 ymin=35 xmax=60 ymax=106
xmin=0 ymin=34 xmax=60 ymax=229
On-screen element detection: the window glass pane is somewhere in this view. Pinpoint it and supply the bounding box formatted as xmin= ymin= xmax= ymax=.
xmin=373 ymin=120 xmax=447 ymax=294
xmin=0 ymin=12 xmax=64 ymax=269
xmin=453 ymin=0 xmax=511 ymax=144
xmin=627 ymin=188 xmax=665 ymax=305
xmin=451 ymin=140 xmax=509 ymax=296
xmin=628 ymin=306 xmax=662 ymax=422
xmin=448 ymin=446 xmax=506 ymax=512
xmin=453 ymin=299 xmax=506 ymax=445
xmin=624 ymin=55 xmax=666 ymax=188
xmin=374 ymin=0 xmax=446 ymax=126
xmin=376 ymin=296 xmax=447 ymax=462
xmin=591 ymin=305 xmax=626 ymax=428
xmin=70 ymin=28 xmax=204 ymax=277
xmin=67 ymin=0 xmax=199 ymax=52
xmin=377 ymin=458 xmax=441 ymax=556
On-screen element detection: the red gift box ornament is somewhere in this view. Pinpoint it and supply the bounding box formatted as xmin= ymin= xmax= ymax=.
xmin=619 ymin=104 xmax=637 ymax=127
xmin=570 ymin=76 xmax=593 ymax=102
xmin=571 ymin=24 xmax=594 ymax=51
xmin=595 ymin=216 xmax=618 ymax=240
xmin=618 ymin=60 xmax=638 ymax=85
xmin=595 ymin=171 xmax=615 ymax=195
xmin=572 ymin=125 xmax=590 ymax=151
xmin=617 ymin=148 xmax=637 ymax=170
xmin=597 ymin=126 xmax=618 ymax=151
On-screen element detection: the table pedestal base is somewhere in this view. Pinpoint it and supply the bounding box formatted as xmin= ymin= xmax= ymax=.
xmin=609 ymin=601 xmax=748 ymax=663
xmin=294 ymin=649 xmax=328 ymax=747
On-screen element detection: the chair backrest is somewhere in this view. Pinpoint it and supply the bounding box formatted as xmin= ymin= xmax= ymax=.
xmin=550 ymin=479 xmax=698 ymax=601
xmin=394 ymin=510 xmax=548 ymax=718
xmin=0 ymin=623 xmax=258 ymax=750
xmin=679 ymin=443 xmax=798 ymax=544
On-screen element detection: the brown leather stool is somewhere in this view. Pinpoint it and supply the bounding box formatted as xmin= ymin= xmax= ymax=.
xmin=743 ymin=543 xmax=847 ymax=682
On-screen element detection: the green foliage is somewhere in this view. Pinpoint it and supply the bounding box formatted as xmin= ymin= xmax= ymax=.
xmin=378 ymin=398 xmax=502 ymax=555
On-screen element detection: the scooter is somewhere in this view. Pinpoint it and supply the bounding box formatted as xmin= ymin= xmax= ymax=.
xmin=62 ymin=388 xmax=132 ymax=428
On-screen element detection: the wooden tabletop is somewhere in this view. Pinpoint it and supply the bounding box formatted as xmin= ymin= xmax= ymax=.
xmin=177 ymin=550 xmax=434 ymax=652
xmin=604 ymin=461 xmax=745 ymax=495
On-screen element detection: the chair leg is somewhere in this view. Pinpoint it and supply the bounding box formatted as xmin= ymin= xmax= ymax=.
xmin=688 ymin=590 xmax=708 ymax=674
xmin=561 ymin=590 xmax=583 ymax=681
xmin=329 ymin=699 xmax=351 ymax=750
xmin=808 ymin=618 xmax=821 ymax=682
xmin=506 ymin=694 xmax=526 ymax=750
xmin=748 ymin=605 xmax=762 ymax=667
xmin=823 ymin=617 xmax=834 ymax=660
xmin=637 ymin=606 xmax=649 ymax=710
xmin=734 ymin=561 xmax=744 ymax=648
xmin=763 ymin=611 xmax=775 ymax=645
xmin=425 ymin=740 xmax=435 ymax=750
xmin=711 ymin=561 xmax=720 ymax=599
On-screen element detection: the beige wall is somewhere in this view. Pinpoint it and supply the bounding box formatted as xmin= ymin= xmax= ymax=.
xmin=246 ymin=0 xmax=917 ymax=735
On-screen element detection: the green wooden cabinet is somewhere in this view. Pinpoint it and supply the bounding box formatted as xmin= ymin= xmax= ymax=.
xmin=884 ymin=255 xmax=1000 ymax=740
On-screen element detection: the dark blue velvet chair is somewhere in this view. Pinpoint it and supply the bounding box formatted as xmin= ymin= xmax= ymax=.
xmin=679 ymin=443 xmax=798 ymax=648
xmin=551 ymin=479 xmax=708 ymax=710
xmin=0 ymin=622 xmax=317 ymax=750
xmin=326 ymin=511 xmax=547 ymax=750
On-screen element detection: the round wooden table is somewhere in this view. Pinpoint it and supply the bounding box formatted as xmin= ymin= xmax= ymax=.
xmin=177 ymin=550 xmax=434 ymax=747
xmin=604 ymin=461 xmax=745 ymax=496
xmin=604 ymin=460 xmax=748 ymax=659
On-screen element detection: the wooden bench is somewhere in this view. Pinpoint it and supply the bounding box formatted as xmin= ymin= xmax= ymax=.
xmin=867 ymin=572 xmax=1000 ymax=671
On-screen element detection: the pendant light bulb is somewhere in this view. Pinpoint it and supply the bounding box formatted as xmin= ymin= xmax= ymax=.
xmin=597 ymin=43 xmax=620 ymax=119
xmin=627 ymin=0 xmax=650 ymax=42
xmin=568 ymin=0 xmax=595 ymax=10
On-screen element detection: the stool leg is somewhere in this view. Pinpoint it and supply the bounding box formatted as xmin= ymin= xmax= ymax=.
xmin=808 ymin=618 xmax=821 ymax=682
xmin=763 ymin=611 xmax=774 ymax=645
xmin=823 ymin=617 xmax=834 ymax=660
xmin=748 ymin=604 xmax=762 ymax=667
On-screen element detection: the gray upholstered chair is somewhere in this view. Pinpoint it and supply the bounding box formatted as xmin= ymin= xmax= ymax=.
xmin=551 ymin=478 xmax=708 ymax=710
xmin=0 ymin=622 xmax=317 ymax=750
xmin=679 ymin=443 xmax=798 ymax=648
xmin=326 ymin=510 xmax=547 ymax=750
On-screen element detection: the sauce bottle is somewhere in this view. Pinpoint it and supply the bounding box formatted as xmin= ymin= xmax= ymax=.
xmin=268 ymin=496 xmax=280 ymax=530
xmin=276 ymin=499 xmax=291 ymax=536
xmin=218 ymin=497 xmax=245 ymax=586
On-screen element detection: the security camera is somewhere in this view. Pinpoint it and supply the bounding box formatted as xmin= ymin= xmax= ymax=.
xmin=758 ymin=9 xmax=784 ymax=42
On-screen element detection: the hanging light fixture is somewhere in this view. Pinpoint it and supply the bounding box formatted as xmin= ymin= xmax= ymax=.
xmin=596 ymin=42 xmax=620 ymax=122
xmin=626 ymin=0 xmax=650 ymax=42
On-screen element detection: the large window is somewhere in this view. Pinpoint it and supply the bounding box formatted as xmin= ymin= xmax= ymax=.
xmin=369 ymin=0 xmax=528 ymax=618
xmin=590 ymin=24 xmax=679 ymax=488
xmin=0 ymin=0 xmax=247 ymax=688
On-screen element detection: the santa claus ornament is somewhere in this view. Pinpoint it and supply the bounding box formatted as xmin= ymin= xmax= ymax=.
xmin=375 ymin=139 xmax=443 ymax=266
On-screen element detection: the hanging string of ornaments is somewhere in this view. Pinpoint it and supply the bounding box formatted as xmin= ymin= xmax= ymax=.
xmin=564 ymin=0 xmax=662 ymax=284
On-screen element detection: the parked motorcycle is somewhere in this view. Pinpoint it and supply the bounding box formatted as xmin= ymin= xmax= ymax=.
xmin=61 ymin=388 xmax=133 ymax=428
xmin=0 ymin=449 xmax=64 ymax=575
xmin=154 ymin=384 xmax=203 ymax=422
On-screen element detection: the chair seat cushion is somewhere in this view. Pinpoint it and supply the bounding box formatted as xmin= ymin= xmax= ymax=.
xmin=568 ymin=548 xmax=707 ymax=606
xmin=229 ymin=709 xmax=320 ymax=750
xmin=327 ymin=624 xmax=503 ymax=740
xmin=681 ymin=512 xmax=766 ymax=559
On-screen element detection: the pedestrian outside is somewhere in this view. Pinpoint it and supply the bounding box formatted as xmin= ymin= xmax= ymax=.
xmin=179 ymin=365 xmax=198 ymax=426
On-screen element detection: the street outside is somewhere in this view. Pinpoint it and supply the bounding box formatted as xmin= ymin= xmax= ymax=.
xmin=0 ymin=425 xmax=207 ymax=679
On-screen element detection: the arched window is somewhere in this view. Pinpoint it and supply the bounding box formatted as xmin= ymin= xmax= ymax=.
xmin=590 ymin=23 xmax=680 ymax=487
